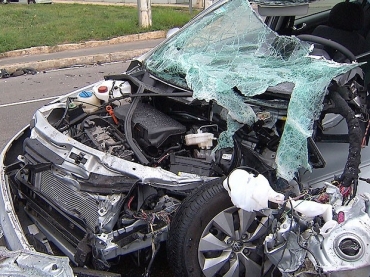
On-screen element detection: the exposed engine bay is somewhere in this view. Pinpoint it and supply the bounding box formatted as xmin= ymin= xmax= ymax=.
xmin=5 ymin=72 xmax=242 ymax=272
xmin=2 ymin=64 xmax=370 ymax=277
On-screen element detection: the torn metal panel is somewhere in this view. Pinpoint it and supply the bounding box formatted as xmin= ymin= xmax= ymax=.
xmin=0 ymin=247 xmax=73 ymax=277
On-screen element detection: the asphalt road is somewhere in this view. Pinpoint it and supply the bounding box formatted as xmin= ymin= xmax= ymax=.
xmin=0 ymin=61 xmax=174 ymax=276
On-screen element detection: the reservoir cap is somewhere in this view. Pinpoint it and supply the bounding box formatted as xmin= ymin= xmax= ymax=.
xmin=98 ymin=86 xmax=108 ymax=93
xmin=79 ymin=91 xmax=93 ymax=98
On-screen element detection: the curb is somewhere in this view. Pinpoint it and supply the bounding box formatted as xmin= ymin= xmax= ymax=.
xmin=0 ymin=31 xmax=166 ymax=59
xmin=3 ymin=49 xmax=152 ymax=73
xmin=0 ymin=31 xmax=166 ymax=73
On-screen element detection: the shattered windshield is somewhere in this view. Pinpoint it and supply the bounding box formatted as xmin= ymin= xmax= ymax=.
xmin=144 ymin=0 xmax=358 ymax=180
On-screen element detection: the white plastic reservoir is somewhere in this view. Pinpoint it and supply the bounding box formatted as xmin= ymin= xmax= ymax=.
xmin=93 ymin=80 xmax=131 ymax=105
xmin=75 ymin=91 xmax=100 ymax=113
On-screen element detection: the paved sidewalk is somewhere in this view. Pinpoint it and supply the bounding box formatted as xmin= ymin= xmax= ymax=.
xmin=0 ymin=31 xmax=166 ymax=73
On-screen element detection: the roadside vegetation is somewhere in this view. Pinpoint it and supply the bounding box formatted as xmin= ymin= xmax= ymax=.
xmin=0 ymin=4 xmax=198 ymax=53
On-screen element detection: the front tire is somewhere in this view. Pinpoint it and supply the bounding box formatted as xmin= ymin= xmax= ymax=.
xmin=167 ymin=179 xmax=271 ymax=277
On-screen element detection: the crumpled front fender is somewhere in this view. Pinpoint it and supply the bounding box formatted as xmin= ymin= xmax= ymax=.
xmin=0 ymin=127 xmax=74 ymax=277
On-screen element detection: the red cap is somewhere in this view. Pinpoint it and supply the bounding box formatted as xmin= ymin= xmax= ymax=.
xmin=98 ymin=86 xmax=108 ymax=93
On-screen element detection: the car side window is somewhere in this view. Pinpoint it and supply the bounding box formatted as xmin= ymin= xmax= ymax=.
xmin=297 ymin=0 xmax=351 ymax=19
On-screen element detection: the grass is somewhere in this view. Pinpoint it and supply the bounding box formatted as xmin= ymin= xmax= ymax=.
xmin=0 ymin=3 xmax=198 ymax=53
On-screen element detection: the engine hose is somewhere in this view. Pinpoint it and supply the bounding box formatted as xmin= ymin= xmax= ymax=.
xmin=328 ymin=90 xmax=362 ymax=187
xmin=229 ymin=137 xmax=242 ymax=173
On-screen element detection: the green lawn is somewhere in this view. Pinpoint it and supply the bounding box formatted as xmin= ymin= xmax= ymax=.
xmin=0 ymin=4 xmax=198 ymax=53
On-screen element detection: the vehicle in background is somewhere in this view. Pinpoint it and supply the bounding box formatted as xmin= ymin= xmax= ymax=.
xmin=2 ymin=0 xmax=52 ymax=4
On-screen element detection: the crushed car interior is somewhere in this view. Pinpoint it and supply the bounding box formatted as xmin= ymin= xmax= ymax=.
xmin=2 ymin=0 xmax=370 ymax=276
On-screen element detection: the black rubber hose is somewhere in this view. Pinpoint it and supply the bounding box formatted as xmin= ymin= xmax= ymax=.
xmin=328 ymin=89 xmax=362 ymax=187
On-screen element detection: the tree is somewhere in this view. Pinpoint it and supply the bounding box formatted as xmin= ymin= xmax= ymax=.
xmin=138 ymin=0 xmax=152 ymax=28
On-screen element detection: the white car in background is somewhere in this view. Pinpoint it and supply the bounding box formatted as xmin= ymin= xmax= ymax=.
xmin=3 ymin=0 xmax=52 ymax=4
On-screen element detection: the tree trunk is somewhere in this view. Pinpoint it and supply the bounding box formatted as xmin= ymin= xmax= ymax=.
xmin=138 ymin=0 xmax=152 ymax=28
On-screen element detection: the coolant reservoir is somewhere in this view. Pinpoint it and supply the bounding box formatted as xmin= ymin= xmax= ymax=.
xmin=93 ymin=80 xmax=131 ymax=104
xmin=75 ymin=91 xmax=100 ymax=113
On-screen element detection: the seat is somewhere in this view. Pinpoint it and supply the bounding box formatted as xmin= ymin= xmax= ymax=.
xmin=312 ymin=1 xmax=369 ymax=57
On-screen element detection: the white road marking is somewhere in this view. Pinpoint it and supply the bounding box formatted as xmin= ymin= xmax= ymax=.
xmin=0 ymin=96 xmax=59 ymax=108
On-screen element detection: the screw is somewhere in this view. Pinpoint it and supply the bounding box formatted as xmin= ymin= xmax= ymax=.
xmin=243 ymin=249 xmax=250 ymax=255
xmin=230 ymin=252 xmax=235 ymax=259
xmin=227 ymin=238 xmax=233 ymax=245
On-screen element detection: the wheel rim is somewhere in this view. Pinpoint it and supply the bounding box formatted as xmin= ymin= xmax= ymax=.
xmin=198 ymin=207 xmax=270 ymax=277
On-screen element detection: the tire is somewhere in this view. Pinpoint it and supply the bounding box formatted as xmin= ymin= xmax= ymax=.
xmin=167 ymin=178 xmax=271 ymax=277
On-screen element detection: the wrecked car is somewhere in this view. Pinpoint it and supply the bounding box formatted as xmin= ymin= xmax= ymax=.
xmin=2 ymin=0 xmax=370 ymax=276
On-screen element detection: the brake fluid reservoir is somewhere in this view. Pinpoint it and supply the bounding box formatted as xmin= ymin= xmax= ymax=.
xmin=75 ymin=91 xmax=100 ymax=113
xmin=185 ymin=133 xmax=214 ymax=149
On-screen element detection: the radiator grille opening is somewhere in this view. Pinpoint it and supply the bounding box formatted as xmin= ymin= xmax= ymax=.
xmin=40 ymin=171 xmax=99 ymax=231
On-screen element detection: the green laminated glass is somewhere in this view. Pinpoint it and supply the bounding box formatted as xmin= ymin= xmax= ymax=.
xmin=145 ymin=0 xmax=358 ymax=180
